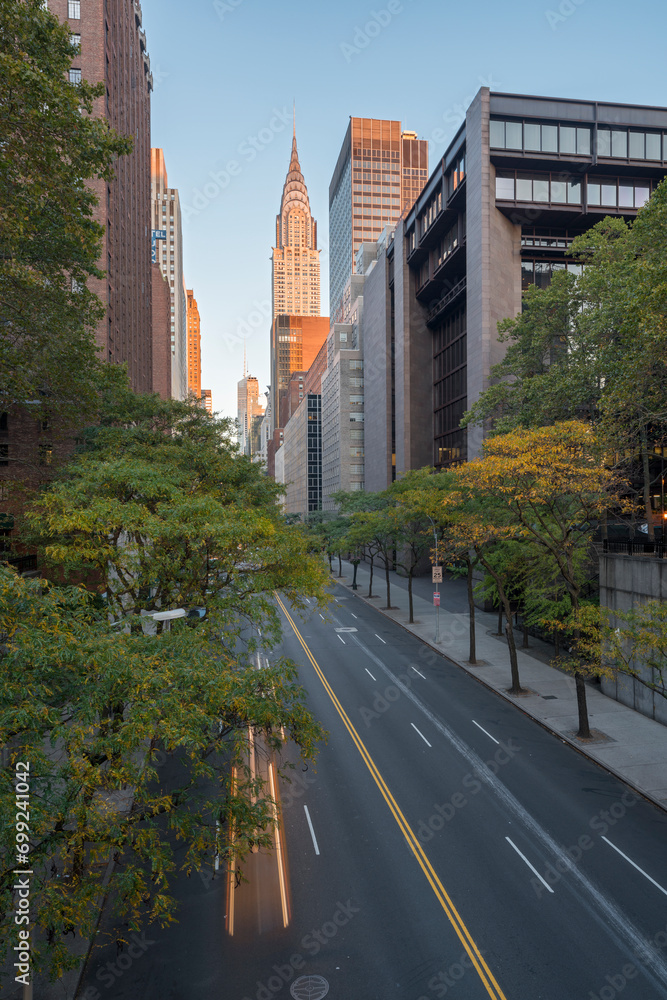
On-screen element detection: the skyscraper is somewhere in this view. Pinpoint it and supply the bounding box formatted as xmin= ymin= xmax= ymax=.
xmin=237 ymin=370 xmax=265 ymax=457
xmin=151 ymin=149 xmax=187 ymax=399
xmin=186 ymin=289 xmax=201 ymax=399
xmin=269 ymin=128 xmax=328 ymax=433
xmin=50 ymin=0 xmax=154 ymax=392
xmin=329 ymin=118 xmax=428 ymax=322
xmin=271 ymin=126 xmax=321 ymax=320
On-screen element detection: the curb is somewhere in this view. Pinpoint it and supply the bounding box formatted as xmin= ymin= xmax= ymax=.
xmin=336 ymin=580 xmax=667 ymax=816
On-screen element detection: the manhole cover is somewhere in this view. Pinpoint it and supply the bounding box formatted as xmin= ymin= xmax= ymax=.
xmin=290 ymin=975 xmax=330 ymax=1000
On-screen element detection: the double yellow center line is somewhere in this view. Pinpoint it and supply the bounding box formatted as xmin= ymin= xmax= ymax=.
xmin=275 ymin=593 xmax=507 ymax=1000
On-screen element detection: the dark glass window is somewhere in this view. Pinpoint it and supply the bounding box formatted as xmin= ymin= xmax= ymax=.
xmin=495 ymin=173 xmax=514 ymax=200
xmin=601 ymin=182 xmax=617 ymax=207
xmin=588 ymin=181 xmax=600 ymax=206
xmin=597 ymin=129 xmax=611 ymax=157
xmin=524 ymin=123 xmax=541 ymax=151
xmin=568 ymin=180 xmax=582 ymax=203
xmin=533 ymin=178 xmax=549 ymax=202
xmin=521 ymin=259 xmax=534 ymax=291
xmin=560 ymin=127 xmax=576 ymax=155
xmin=577 ymin=128 xmax=591 ymax=155
xmin=629 ymin=132 xmax=645 ymax=159
xmin=505 ymin=122 xmax=522 ymax=150
xmin=535 ymin=262 xmax=551 ymax=290
xmin=541 ymin=125 xmax=558 ymax=153
xmin=551 ymin=181 xmax=567 ymax=203
xmin=611 ymin=131 xmax=628 ymax=158
xmin=646 ymin=133 xmax=661 ymax=161
xmin=619 ymin=184 xmax=634 ymax=209
xmin=490 ymin=120 xmax=505 ymax=147
xmin=516 ymin=175 xmax=532 ymax=201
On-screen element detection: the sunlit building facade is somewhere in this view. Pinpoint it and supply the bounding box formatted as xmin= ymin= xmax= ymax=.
xmin=186 ymin=289 xmax=201 ymax=399
xmin=329 ymin=118 xmax=428 ymax=323
xmin=151 ymin=149 xmax=187 ymax=399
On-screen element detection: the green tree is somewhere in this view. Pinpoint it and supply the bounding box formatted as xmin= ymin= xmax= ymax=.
xmin=1 ymin=389 xmax=329 ymax=980
xmin=0 ymin=0 xmax=132 ymax=425
xmin=457 ymin=422 xmax=628 ymax=736
xmin=464 ymin=182 xmax=667 ymax=537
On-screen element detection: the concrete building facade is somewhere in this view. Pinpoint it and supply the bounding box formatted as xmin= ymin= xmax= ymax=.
xmin=362 ymin=89 xmax=667 ymax=487
xmin=151 ymin=149 xmax=187 ymax=399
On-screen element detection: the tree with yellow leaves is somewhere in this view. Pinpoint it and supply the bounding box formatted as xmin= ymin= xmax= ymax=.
xmin=455 ymin=421 xmax=629 ymax=737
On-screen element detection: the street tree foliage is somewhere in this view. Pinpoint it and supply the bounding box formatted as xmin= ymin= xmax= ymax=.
xmin=604 ymin=600 xmax=667 ymax=703
xmin=1 ymin=387 xmax=329 ymax=980
xmin=453 ymin=422 xmax=629 ymax=735
xmin=463 ymin=180 xmax=667 ymax=534
xmin=0 ymin=0 xmax=131 ymax=424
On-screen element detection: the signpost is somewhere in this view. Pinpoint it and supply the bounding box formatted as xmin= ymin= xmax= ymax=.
xmin=432 ymin=564 xmax=442 ymax=642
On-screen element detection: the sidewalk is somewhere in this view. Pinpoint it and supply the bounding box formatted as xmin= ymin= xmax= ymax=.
xmin=334 ymin=559 xmax=667 ymax=812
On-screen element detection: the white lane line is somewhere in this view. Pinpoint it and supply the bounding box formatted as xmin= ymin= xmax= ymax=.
xmin=375 ymin=634 xmax=386 ymax=644
xmin=351 ymin=613 xmax=358 ymax=619
xmin=305 ymin=598 xmax=310 ymax=603
xmin=472 ymin=720 xmax=500 ymax=745
xmin=365 ymin=668 xmax=376 ymax=681
xmin=319 ymin=613 xmax=325 ymax=620
xmin=411 ymin=666 xmax=426 ymax=679
xmin=304 ymin=805 xmax=320 ymax=856
xmin=602 ymin=837 xmax=667 ymax=897
xmin=411 ymin=723 xmax=432 ymax=748
xmin=506 ymin=837 xmax=554 ymax=894
xmin=337 ymin=635 xmax=346 ymax=644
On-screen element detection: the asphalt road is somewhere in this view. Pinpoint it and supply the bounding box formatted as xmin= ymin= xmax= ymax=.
xmin=76 ymin=586 xmax=667 ymax=1000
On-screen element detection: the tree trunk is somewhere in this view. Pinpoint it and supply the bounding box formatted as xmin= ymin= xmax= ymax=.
xmin=368 ymin=555 xmax=374 ymax=598
xmin=575 ymin=671 xmax=591 ymax=739
xmin=481 ymin=552 xmax=524 ymax=693
xmin=504 ymin=607 xmax=523 ymax=695
xmin=352 ymin=561 xmax=358 ymax=590
xmin=640 ymin=424 xmax=655 ymax=541
xmin=337 ymin=553 xmax=342 ymax=577
xmin=408 ymin=572 xmax=414 ymax=624
xmin=384 ymin=557 xmax=391 ymax=609
xmin=328 ymin=553 xmax=332 ymax=572
xmin=522 ymin=621 xmax=530 ymax=648
xmin=466 ymin=558 xmax=477 ymax=665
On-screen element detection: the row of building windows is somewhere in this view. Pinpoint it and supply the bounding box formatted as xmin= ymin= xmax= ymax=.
xmin=434 ymin=222 xmax=461 ymax=270
xmin=521 ymin=259 xmax=583 ymax=291
xmin=491 ymin=118 xmax=667 ymax=162
xmin=496 ymin=171 xmax=652 ymax=209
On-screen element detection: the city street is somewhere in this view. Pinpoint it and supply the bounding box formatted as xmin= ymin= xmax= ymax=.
xmin=76 ymin=587 xmax=667 ymax=1000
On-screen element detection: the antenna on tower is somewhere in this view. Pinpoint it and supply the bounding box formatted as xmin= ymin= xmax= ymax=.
xmin=293 ymin=99 xmax=296 ymax=138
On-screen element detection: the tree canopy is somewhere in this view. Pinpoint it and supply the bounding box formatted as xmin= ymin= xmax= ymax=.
xmin=0 ymin=0 xmax=130 ymax=424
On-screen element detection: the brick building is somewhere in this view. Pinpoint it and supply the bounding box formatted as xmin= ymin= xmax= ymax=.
xmin=49 ymin=0 xmax=154 ymax=391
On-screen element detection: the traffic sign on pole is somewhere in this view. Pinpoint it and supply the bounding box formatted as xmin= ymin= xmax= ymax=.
xmin=432 ymin=566 xmax=443 ymax=583
xmin=433 ymin=593 xmax=441 ymax=606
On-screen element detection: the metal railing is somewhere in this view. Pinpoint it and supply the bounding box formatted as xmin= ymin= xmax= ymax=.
xmin=602 ymin=539 xmax=665 ymax=559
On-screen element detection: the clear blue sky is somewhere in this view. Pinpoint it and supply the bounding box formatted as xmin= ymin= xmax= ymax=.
xmin=141 ymin=0 xmax=667 ymax=419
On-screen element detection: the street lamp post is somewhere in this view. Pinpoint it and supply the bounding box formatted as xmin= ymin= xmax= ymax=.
xmin=151 ymin=608 xmax=187 ymax=633
xmin=425 ymin=516 xmax=441 ymax=644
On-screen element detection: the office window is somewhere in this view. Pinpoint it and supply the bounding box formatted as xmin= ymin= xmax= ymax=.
xmin=69 ymin=68 xmax=82 ymax=84
xmin=559 ymin=126 xmax=576 ymax=155
xmin=646 ymin=133 xmax=662 ymax=161
xmin=576 ymin=128 xmax=591 ymax=155
xmin=68 ymin=0 xmax=80 ymax=17
xmin=71 ymin=33 xmax=81 ymax=48
xmin=524 ymin=123 xmax=541 ymax=151
xmin=495 ymin=172 xmax=514 ymax=200
xmin=505 ymin=121 xmax=522 ymax=150
xmin=541 ymin=125 xmax=558 ymax=153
